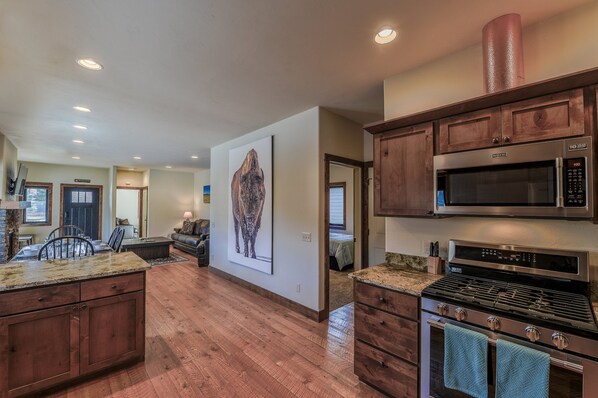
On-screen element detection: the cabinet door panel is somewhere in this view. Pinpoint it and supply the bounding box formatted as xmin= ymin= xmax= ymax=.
xmin=0 ymin=305 xmax=79 ymax=398
xmin=502 ymin=88 xmax=584 ymax=144
xmin=374 ymin=123 xmax=434 ymax=216
xmin=80 ymin=291 xmax=144 ymax=375
xmin=439 ymin=107 xmax=501 ymax=153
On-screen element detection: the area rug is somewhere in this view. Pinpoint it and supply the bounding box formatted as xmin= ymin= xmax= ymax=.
xmin=329 ymin=268 xmax=354 ymax=311
xmin=146 ymin=253 xmax=190 ymax=266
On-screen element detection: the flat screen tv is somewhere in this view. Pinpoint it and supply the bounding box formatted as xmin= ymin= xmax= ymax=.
xmin=10 ymin=164 xmax=28 ymax=196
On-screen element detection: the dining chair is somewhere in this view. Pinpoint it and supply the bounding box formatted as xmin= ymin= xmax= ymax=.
xmin=110 ymin=228 xmax=126 ymax=252
xmin=38 ymin=236 xmax=95 ymax=260
xmin=107 ymin=227 xmax=121 ymax=247
xmin=47 ymin=225 xmax=85 ymax=240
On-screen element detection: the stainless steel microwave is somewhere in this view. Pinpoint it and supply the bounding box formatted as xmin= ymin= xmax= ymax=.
xmin=434 ymin=137 xmax=594 ymax=218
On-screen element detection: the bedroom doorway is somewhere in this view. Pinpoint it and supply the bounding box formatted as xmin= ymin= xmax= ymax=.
xmin=324 ymin=154 xmax=368 ymax=318
xmin=115 ymin=186 xmax=148 ymax=238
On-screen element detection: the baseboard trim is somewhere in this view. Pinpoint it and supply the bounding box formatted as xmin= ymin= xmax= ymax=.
xmin=208 ymin=266 xmax=326 ymax=322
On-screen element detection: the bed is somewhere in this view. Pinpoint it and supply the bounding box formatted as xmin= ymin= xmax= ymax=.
xmin=329 ymin=231 xmax=354 ymax=271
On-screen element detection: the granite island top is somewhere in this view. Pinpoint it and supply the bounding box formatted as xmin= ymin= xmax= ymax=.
xmin=0 ymin=251 xmax=150 ymax=292
xmin=349 ymin=263 xmax=443 ymax=296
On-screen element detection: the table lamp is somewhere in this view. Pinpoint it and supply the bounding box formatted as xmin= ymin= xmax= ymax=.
xmin=183 ymin=211 xmax=193 ymax=221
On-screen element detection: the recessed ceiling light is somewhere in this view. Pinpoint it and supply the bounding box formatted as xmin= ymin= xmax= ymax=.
xmin=72 ymin=139 xmax=84 ymax=144
xmin=73 ymin=106 xmax=91 ymax=113
xmin=128 ymin=168 xmax=135 ymax=171
xmin=191 ymin=155 xmax=199 ymax=159
xmin=375 ymin=27 xmax=397 ymax=44
xmin=73 ymin=124 xmax=88 ymax=130
xmin=133 ymin=156 xmax=141 ymax=160
xmin=72 ymin=156 xmax=80 ymax=160
xmin=165 ymin=165 xmax=172 ymax=169
xmin=77 ymin=58 xmax=103 ymax=70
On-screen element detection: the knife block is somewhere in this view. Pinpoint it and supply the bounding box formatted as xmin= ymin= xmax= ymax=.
xmin=427 ymin=257 xmax=444 ymax=275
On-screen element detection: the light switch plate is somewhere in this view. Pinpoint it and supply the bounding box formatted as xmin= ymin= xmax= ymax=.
xmin=302 ymin=232 xmax=311 ymax=242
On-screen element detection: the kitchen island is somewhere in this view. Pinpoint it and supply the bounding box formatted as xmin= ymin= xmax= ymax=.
xmin=0 ymin=252 xmax=150 ymax=398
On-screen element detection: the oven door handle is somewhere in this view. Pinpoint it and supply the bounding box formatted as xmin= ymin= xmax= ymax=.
xmin=427 ymin=318 xmax=584 ymax=374
xmin=556 ymin=157 xmax=564 ymax=208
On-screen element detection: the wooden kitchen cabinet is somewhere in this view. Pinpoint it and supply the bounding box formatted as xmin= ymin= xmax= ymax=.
xmin=439 ymin=107 xmax=501 ymax=153
xmin=80 ymin=291 xmax=145 ymax=375
xmin=374 ymin=122 xmax=434 ymax=217
xmin=353 ymin=280 xmax=420 ymax=398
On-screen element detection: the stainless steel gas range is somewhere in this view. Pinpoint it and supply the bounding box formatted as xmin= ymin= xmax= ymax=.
xmin=421 ymin=240 xmax=598 ymax=398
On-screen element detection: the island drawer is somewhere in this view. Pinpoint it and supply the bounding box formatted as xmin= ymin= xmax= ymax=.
xmin=0 ymin=283 xmax=80 ymax=316
xmin=355 ymin=303 xmax=419 ymax=364
xmin=354 ymin=281 xmax=419 ymax=320
xmin=81 ymin=272 xmax=144 ymax=301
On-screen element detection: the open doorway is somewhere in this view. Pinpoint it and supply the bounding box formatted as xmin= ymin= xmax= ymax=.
xmin=116 ymin=186 xmax=148 ymax=238
xmin=324 ymin=154 xmax=368 ymax=316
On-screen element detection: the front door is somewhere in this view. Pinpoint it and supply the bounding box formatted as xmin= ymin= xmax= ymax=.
xmin=61 ymin=185 xmax=102 ymax=240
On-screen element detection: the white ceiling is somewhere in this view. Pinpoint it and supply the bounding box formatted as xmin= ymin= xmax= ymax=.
xmin=0 ymin=0 xmax=592 ymax=171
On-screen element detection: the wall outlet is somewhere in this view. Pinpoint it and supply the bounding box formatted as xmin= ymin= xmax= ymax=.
xmin=301 ymin=232 xmax=311 ymax=242
xmin=296 ymin=284 xmax=301 ymax=293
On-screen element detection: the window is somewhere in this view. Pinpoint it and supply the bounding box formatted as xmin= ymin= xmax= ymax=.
xmin=329 ymin=182 xmax=346 ymax=230
xmin=23 ymin=182 xmax=52 ymax=226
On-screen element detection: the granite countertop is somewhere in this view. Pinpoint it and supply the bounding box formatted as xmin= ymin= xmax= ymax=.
xmin=0 ymin=251 xmax=150 ymax=292
xmin=349 ymin=263 xmax=443 ymax=296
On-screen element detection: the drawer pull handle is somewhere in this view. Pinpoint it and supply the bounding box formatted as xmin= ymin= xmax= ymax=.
xmin=111 ymin=284 xmax=118 ymax=289
xmin=379 ymin=320 xmax=385 ymax=325
xmin=37 ymin=297 xmax=44 ymax=302
xmin=379 ymin=361 xmax=387 ymax=368
xmin=378 ymin=297 xmax=385 ymax=303
xmin=81 ymin=303 xmax=88 ymax=309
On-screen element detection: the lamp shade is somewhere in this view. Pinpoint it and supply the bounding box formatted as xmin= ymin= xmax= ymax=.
xmin=183 ymin=211 xmax=193 ymax=220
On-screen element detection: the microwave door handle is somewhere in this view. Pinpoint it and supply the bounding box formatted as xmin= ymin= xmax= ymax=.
xmin=556 ymin=157 xmax=564 ymax=208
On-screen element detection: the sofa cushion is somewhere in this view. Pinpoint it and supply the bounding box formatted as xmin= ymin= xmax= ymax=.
xmin=172 ymin=233 xmax=202 ymax=246
xmin=181 ymin=220 xmax=195 ymax=235
xmin=193 ymin=219 xmax=210 ymax=236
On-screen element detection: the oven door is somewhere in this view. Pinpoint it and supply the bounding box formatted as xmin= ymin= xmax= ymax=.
xmin=421 ymin=311 xmax=598 ymax=398
xmin=433 ymin=137 xmax=593 ymax=218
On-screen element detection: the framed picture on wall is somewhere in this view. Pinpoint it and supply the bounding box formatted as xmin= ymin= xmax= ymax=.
xmin=203 ymin=185 xmax=210 ymax=203
xmin=227 ymin=135 xmax=273 ymax=274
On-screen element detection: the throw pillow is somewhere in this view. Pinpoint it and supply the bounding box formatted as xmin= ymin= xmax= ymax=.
xmin=181 ymin=220 xmax=194 ymax=235
xmin=120 ymin=218 xmax=130 ymax=225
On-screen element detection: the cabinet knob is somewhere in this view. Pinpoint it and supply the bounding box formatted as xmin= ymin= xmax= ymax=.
xmin=378 ymin=297 xmax=385 ymax=303
xmin=80 ymin=303 xmax=88 ymax=309
xmin=379 ymin=361 xmax=387 ymax=368
xmin=37 ymin=296 xmax=44 ymax=302
xmin=379 ymin=320 xmax=385 ymax=325
xmin=111 ymin=284 xmax=118 ymax=289
xmin=503 ymin=136 xmax=511 ymax=143
xmin=492 ymin=137 xmax=500 ymax=144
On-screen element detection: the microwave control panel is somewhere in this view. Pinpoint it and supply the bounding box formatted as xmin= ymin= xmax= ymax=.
xmin=564 ymin=157 xmax=586 ymax=207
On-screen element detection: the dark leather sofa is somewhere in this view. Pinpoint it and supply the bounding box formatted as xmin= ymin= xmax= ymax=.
xmin=171 ymin=219 xmax=210 ymax=266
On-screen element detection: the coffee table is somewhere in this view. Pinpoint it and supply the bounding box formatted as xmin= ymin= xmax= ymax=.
xmin=121 ymin=237 xmax=173 ymax=260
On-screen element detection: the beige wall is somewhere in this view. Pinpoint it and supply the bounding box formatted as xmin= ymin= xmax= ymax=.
xmin=384 ymin=2 xmax=598 ymax=120
xmin=193 ymin=169 xmax=210 ymax=220
xmin=329 ymin=164 xmax=355 ymax=234
xmin=147 ymin=169 xmax=194 ymax=238
xmin=19 ymin=162 xmax=112 ymax=242
xmin=383 ymin=1 xmax=598 ymax=256
xmin=116 ymin=170 xmax=145 ymax=187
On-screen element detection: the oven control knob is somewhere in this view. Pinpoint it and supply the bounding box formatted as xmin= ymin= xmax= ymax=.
xmin=487 ymin=316 xmax=501 ymax=331
xmin=525 ymin=325 xmax=541 ymax=342
xmin=436 ymin=303 xmax=449 ymax=316
xmin=551 ymin=332 xmax=569 ymax=350
xmin=455 ymin=307 xmax=467 ymax=321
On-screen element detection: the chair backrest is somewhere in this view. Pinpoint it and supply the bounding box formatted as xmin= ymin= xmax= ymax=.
xmin=110 ymin=228 xmax=125 ymax=252
xmin=47 ymin=225 xmax=85 ymax=240
xmin=107 ymin=227 xmax=120 ymax=247
xmin=38 ymin=236 xmax=95 ymax=260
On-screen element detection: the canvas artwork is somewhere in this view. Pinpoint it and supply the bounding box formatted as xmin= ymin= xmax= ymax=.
xmin=228 ymin=136 xmax=273 ymax=274
xmin=203 ymin=185 xmax=210 ymax=203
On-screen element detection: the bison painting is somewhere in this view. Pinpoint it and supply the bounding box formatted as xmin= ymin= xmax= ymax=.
xmin=231 ymin=149 xmax=266 ymax=259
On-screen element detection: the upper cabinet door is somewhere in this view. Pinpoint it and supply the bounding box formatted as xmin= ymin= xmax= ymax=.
xmin=374 ymin=123 xmax=434 ymax=217
xmin=439 ymin=107 xmax=501 ymax=154
xmin=502 ymin=88 xmax=585 ymax=145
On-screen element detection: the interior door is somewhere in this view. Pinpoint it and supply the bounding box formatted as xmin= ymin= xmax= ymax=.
xmin=62 ymin=186 xmax=101 ymax=240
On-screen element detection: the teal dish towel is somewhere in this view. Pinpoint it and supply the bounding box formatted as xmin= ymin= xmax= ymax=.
xmin=496 ymin=339 xmax=550 ymax=398
xmin=444 ymin=323 xmax=488 ymax=398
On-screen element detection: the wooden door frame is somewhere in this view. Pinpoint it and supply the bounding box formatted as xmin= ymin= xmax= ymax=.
xmin=60 ymin=184 xmax=103 ymax=239
xmin=323 ymin=154 xmax=369 ymax=319
xmin=116 ymin=186 xmax=148 ymax=237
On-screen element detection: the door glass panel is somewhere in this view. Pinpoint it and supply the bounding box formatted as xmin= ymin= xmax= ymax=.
xmin=71 ymin=191 xmax=79 ymax=203
xmin=444 ymin=161 xmax=556 ymax=206
xmin=78 ymin=191 xmax=86 ymax=203
xmin=85 ymin=192 xmax=93 ymax=203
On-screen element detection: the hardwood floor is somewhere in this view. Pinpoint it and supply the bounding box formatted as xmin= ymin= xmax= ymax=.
xmin=47 ymin=249 xmax=383 ymax=397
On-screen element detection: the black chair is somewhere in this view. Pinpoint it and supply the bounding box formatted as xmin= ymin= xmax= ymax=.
xmin=110 ymin=228 xmax=125 ymax=252
xmin=107 ymin=227 xmax=121 ymax=248
xmin=47 ymin=225 xmax=85 ymax=240
xmin=38 ymin=236 xmax=95 ymax=260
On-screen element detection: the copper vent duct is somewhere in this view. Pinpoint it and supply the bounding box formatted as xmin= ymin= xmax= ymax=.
xmin=482 ymin=13 xmax=525 ymax=93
